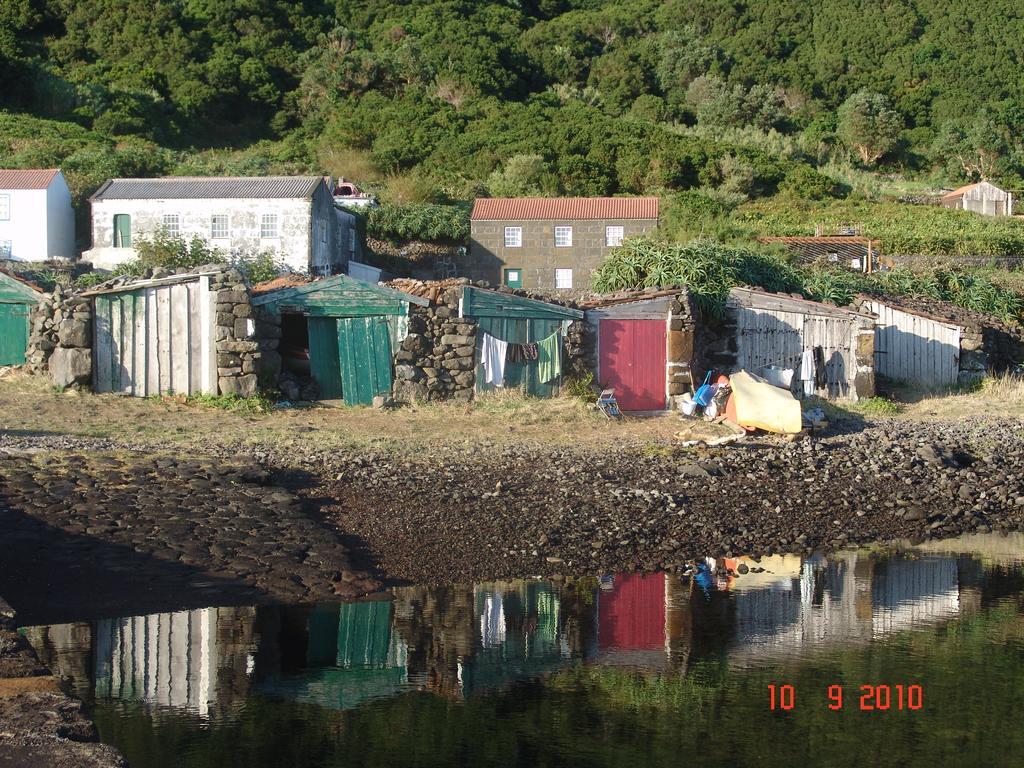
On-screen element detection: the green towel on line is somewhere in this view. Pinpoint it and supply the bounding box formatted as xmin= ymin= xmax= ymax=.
xmin=537 ymin=331 xmax=561 ymax=383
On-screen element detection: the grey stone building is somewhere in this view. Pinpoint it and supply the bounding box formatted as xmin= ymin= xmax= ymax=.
xmin=467 ymin=197 xmax=659 ymax=291
xmin=83 ymin=176 xmax=354 ymax=275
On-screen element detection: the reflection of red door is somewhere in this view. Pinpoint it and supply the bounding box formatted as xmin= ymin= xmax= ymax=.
xmin=599 ymin=319 xmax=666 ymax=410
xmin=598 ymin=573 xmax=666 ymax=650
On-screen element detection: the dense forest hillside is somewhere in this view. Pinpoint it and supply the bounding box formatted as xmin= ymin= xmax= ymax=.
xmin=2 ymin=1 xmax=1023 ymax=244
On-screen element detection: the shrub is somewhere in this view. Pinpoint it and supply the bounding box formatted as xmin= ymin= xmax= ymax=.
xmin=366 ymin=202 xmax=471 ymax=242
xmin=233 ymin=251 xmax=289 ymax=285
xmin=778 ymin=165 xmax=841 ymax=200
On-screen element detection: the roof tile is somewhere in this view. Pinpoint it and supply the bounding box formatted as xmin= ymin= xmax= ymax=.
xmin=471 ymin=197 xmax=659 ymax=221
xmin=0 ymin=169 xmax=60 ymax=190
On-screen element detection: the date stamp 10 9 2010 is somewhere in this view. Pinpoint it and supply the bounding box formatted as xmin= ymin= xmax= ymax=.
xmin=768 ymin=684 xmax=924 ymax=711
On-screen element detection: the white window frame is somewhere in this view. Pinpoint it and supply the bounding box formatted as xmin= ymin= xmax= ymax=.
xmin=504 ymin=226 xmax=522 ymax=248
xmin=162 ymin=213 xmax=180 ymax=238
xmin=260 ymin=213 xmax=279 ymax=239
xmin=210 ymin=214 xmax=229 ymax=239
xmin=605 ymin=225 xmax=624 ymax=247
xmin=554 ymin=268 xmax=573 ymax=290
xmin=0 ymin=194 xmax=9 ymax=221
xmin=554 ymin=226 xmax=572 ymax=247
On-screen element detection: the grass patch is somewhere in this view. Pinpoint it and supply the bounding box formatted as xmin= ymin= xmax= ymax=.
xmin=855 ymin=396 xmax=902 ymax=416
xmin=184 ymin=393 xmax=273 ymax=414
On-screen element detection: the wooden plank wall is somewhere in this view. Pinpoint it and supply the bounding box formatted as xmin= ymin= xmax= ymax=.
xmin=866 ymin=301 xmax=960 ymax=388
xmin=733 ymin=306 xmax=861 ymax=399
xmin=93 ymin=278 xmax=216 ymax=396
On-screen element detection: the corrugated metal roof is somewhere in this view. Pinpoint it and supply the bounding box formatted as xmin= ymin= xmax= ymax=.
xmin=470 ymin=197 xmax=659 ymax=221
xmin=91 ymin=176 xmax=325 ymax=201
xmin=941 ymin=180 xmax=1009 ymax=201
xmin=0 ymin=169 xmax=60 ymax=190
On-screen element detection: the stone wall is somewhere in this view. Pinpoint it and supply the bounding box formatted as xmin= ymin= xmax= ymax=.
xmin=212 ymin=269 xmax=259 ymax=397
xmin=394 ymin=286 xmax=478 ymax=402
xmin=26 ymin=285 xmax=93 ymax=388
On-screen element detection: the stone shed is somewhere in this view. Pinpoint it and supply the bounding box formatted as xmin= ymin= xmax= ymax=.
xmin=0 ymin=270 xmax=43 ymax=366
xmin=26 ymin=266 xmax=257 ymax=395
xmin=858 ymin=294 xmax=1024 ymax=389
xmin=251 ymin=274 xmax=429 ymax=405
xmin=385 ymin=279 xmax=589 ymax=402
xmin=705 ymin=287 xmax=876 ymax=401
xmin=580 ymin=289 xmax=697 ymax=411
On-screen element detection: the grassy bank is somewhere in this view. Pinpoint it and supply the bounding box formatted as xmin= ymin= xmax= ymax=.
xmin=3 ymin=371 xmax=1024 ymax=464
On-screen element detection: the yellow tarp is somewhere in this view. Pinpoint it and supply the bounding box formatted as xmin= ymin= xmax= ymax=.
xmin=729 ymin=370 xmax=802 ymax=434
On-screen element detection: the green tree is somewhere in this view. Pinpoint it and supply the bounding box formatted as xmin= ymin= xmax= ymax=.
xmin=836 ymin=89 xmax=902 ymax=165
xmin=486 ymin=154 xmax=553 ymax=196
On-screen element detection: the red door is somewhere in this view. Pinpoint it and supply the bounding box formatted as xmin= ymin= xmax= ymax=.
xmin=599 ymin=319 xmax=666 ymax=410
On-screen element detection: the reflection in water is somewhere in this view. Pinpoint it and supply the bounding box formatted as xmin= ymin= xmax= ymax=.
xmin=19 ymin=535 xmax=1024 ymax=767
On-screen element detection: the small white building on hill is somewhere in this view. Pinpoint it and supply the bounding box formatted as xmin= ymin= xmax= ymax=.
xmin=83 ymin=176 xmax=352 ymax=274
xmin=0 ymin=168 xmax=76 ymax=262
xmin=940 ymin=181 xmax=1013 ymax=217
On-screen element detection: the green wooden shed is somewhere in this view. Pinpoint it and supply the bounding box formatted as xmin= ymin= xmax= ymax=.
xmin=460 ymin=286 xmax=583 ymax=397
xmin=0 ymin=271 xmax=42 ymax=366
xmin=252 ymin=274 xmax=428 ymax=405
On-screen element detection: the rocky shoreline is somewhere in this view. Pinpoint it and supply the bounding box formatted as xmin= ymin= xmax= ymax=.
xmin=0 ymin=596 xmax=125 ymax=767
xmin=318 ymin=417 xmax=1024 ymax=583
xmin=2 ymin=416 xmax=1024 ymax=601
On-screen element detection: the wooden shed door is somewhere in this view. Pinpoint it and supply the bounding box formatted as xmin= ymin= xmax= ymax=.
xmin=599 ymin=319 xmax=666 ymax=410
xmin=337 ymin=316 xmax=393 ymax=405
xmin=0 ymin=303 xmax=30 ymax=365
xmin=93 ymin=279 xmax=216 ymax=396
xmin=308 ymin=317 xmax=343 ymax=399
xmin=868 ymin=302 xmax=960 ymax=388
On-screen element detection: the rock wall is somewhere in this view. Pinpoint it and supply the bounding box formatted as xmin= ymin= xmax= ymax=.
xmin=394 ymin=286 xmax=478 ymax=402
xmin=26 ymin=286 xmax=93 ymax=389
xmin=211 ymin=269 xmax=259 ymax=397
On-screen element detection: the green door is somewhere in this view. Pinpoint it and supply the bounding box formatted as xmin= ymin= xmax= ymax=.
xmin=308 ymin=316 xmax=343 ymax=399
xmin=0 ymin=303 xmax=30 ymax=365
xmin=337 ymin=316 xmax=393 ymax=405
xmin=503 ymin=268 xmax=522 ymax=288
xmin=475 ymin=316 xmax=562 ymax=397
xmin=113 ymin=214 xmax=131 ymax=247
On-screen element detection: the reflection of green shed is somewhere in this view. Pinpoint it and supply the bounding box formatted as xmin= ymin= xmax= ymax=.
xmin=260 ymin=599 xmax=408 ymax=711
xmin=0 ymin=271 xmax=42 ymax=366
xmin=252 ymin=275 xmax=428 ymax=404
xmin=464 ymin=582 xmax=567 ymax=696
xmin=460 ymin=286 xmax=583 ymax=397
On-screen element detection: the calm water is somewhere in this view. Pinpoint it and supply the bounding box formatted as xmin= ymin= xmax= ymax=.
xmin=21 ymin=533 xmax=1024 ymax=768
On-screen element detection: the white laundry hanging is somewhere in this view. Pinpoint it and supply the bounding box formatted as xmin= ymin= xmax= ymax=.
xmin=480 ymin=332 xmax=509 ymax=387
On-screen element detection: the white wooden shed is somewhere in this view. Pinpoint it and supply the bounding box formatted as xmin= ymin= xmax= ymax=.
xmin=86 ymin=273 xmax=218 ymax=396
xmin=860 ymin=297 xmax=962 ymax=388
xmin=940 ymin=181 xmax=1013 ymax=217
xmin=725 ymin=288 xmax=876 ymax=400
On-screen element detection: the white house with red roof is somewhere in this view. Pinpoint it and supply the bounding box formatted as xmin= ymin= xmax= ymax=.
xmin=0 ymin=169 xmax=76 ymax=262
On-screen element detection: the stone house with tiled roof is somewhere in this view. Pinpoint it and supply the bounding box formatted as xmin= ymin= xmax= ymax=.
xmin=467 ymin=196 xmax=659 ymax=291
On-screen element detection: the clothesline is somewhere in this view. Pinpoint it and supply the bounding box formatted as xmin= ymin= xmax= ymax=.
xmin=479 ymin=329 xmax=562 ymax=387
